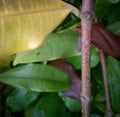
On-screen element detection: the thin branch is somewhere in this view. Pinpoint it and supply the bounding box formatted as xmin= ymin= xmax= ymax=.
xmin=80 ymin=0 xmax=94 ymax=117
xmin=100 ymin=50 xmax=113 ymax=117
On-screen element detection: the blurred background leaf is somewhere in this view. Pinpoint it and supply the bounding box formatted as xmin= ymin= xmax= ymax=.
xmin=6 ymin=88 xmax=39 ymax=112
xmin=107 ymin=56 xmax=120 ymax=114
xmin=26 ymin=93 xmax=66 ymax=117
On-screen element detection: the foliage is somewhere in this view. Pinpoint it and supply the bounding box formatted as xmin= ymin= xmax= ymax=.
xmin=13 ymin=29 xmax=80 ymax=65
xmin=0 ymin=0 xmax=79 ymax=59
xmin=0 ymin=64 xmax=71 ymax=92
xmin=0 ymin=0 xmax=120 ymax=117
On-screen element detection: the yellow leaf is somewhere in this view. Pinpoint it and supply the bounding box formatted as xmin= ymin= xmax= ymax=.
xmin=0 ymin=0 xmax=79 ymax=59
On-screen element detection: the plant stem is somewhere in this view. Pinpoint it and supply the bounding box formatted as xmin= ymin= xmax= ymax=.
xmin=80 ymin=0 xmax=94 ymax=117
xmin=100 ymin=50 xmax=113 ymax=117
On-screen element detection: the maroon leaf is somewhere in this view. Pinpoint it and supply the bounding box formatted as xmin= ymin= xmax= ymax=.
xmin=76 ymin=23 xmax=120 ymax=59
xmin=49 ymin=59 xmax=82 ymax=101
xmin=92 ymin=23 xmax=120 ymax=59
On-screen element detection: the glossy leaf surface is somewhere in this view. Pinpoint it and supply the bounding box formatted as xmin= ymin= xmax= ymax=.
xmin=0 ymin=0 xmax=79 ymax=59
xmin=29 ymin=93 xmax=66 ymax=117
xmin=13 ymin=29 xmax=80 ymax=65
xmin=62 ymin=96 xmax=82 ymax=112
xmin=107 ymin=0 xmax=120 ymax=4
xmin=107 ymin=21 xmax=120 ymax=36
xmin=6 ymin=88 xmax=39 ymax=112
xmin=107 ymin=56 xmax=120 ymax=113
xmin=0 ymin=64 xmax=71 ymax=92
xmin=66 ymin=45 xmax=100 ymax=69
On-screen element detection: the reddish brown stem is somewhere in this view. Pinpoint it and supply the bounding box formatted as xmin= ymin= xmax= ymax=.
xmin=100 ymin=50 xmax=113 ymax=117
xmin=80 ymin=0 xmax=94 ymax=117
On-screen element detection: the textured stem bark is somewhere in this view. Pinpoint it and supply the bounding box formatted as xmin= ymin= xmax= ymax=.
xmin=80 ymin=0 xmax=94 ymax=117
xmin=100 ymin=50 xmax=113 ymax=117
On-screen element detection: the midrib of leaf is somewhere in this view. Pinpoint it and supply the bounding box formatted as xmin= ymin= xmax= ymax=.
xmin=0 ymin=76 xmax=69 ymax=84
xmin=0 ymin=7 xmax=72 ymax=19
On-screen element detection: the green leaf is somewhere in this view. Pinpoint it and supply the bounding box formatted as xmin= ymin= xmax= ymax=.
xmin=66 ymin=45 xmax=100 ymax=69
xmin=95 ymin=0 xmax=111 ymax=19
xmin=106 ymin=4 xmax=120 ymax=24
xmin=55 ymin=13 xmax=80 ymax=32
xmin=0 ymin=64 xmax=71 ymax=92
xmin=94 ymin=91 xmax=105 ymax=102
xmin=0 ymin=0 xmax=79 ymax=59
xmin=107 ymin=21 xmax=120 ymax=36
xmin=66 ymin=55 xmax=81 ymax=69
xmin=107 ymin=56 xmax=120 ymax=113
xmin=62 ymin=96 xmax=82 ymax=112
xmin=95 ymin=103 xmax=105 ymax=113
xmin=29 ymin=93 xmax=66 ymax=117
xmin=90 ymin=114 xmax=100 ymax=117
xmin=107 ymin=0 xmax=120 ymax=4
xmin=6 ymin=88 xmax=39 ymax=112
xmin=115 ymin=114 xmax=120 ymax=117
xmin=13 ymin=29 xmax=80 ymax=65
xmin=91 ymin=64 xmax=104 ymax=87
xmin=92 ymin=90 xmax=105 ymax=113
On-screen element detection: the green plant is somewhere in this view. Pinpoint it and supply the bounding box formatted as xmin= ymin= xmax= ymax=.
xmin=0 ymin=0 xmax=120 ymax=117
